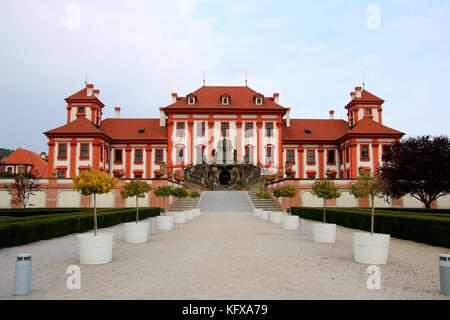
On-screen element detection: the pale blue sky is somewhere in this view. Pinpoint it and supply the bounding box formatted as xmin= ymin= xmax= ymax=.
xmin=1 ymin=0 xmax=449 ymax=154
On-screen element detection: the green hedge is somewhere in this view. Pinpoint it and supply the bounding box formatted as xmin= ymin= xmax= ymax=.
xmin=375 ymin=207 xmax=450 ymax=215
xmin=0 ymin=208 xmax=92 ymax=217
xmin=0 ymin=207 xmax=161 ymax=248
xmin=291 ymin=207 xmax=450 ymax=248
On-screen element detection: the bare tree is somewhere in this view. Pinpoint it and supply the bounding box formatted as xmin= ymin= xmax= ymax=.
xmin=6 ymin=173 xmax=41 ymax=208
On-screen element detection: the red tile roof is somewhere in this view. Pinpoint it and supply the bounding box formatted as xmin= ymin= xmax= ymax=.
xmin=100 ymin=118 xmax=167 ymax=141
xmin=164 ymin=86 xmax=287 ymax=110
xmin=345 ymin=117 xmax=404 ymax=136
xmin=0 ymin=148 xmax=47 ymax=177
xmin=283 ymin=119 xmax=349 ymax=141
xmin=65 ymin=85 xmax=104 ymax=107
xmin=44 ymin=117 xmax=104 ymax=136
xmin=345 ymin=89 xmax=384 ymax=109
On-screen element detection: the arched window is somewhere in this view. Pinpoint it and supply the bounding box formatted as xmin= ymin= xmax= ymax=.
xmin=244 ymin=144 xmax=255 ymax=164
xmin=175 ymin=144 xmax=185 ymax=164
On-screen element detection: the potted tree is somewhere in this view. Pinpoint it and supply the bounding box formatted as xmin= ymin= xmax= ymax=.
xmin=120 ymin=179 xmax=152 ymax=243
xmin=72 ymin=170 xmax=117 ymax=264
xmin=350 ymin=168 xmax=390 ymax=264
xmin=278 ymin=186 xmax=299 ymax=230
xmin=153 ymin=186 xmax=174 ymax=230
xmin=311 ymin=179 xmax=341 ymax=243
xmin=237 ymin=179 xmax=247 ymax=191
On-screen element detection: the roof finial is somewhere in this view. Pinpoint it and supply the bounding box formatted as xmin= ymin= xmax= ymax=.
xmin=85 ymin=72 xmax=88 ymax=87
xmin=245 ymin=72 xmax=248 ymax=87
xmin=203 ymin=72 xmax=205 ymax=86
xmin=362 ymin=72 xmax=365 ymax=90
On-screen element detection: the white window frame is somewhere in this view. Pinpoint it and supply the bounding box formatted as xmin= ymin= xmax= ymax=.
xmin=222 ymin=97 xmax=229 ymax=105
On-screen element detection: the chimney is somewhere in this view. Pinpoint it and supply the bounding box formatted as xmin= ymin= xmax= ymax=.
xmin=93 ymin=89 xmax=100 ymax=98
xmin=171 ymin=93 xmax=178 ymax=104
xmin=286 ymin=108 xmax=290 ymax=128
xmin=350 ymin=92 xmax=356 ymax=100
xmin=40 ymin=152 xmax=46 ymax=159
xmin=115 ymin=107 xmax=121 ymax=119
xmin=160 ymin=108 xmax=166 ymax=127
xmin=86 ymin=84 xmax=94 ymax=96
xmin=329 ymin=110 xmax=335 ymax=119
xmin=355 ymin=86 xmax=362 ymax=98
xmin=273 ymin=93 xmax=279 ymax=104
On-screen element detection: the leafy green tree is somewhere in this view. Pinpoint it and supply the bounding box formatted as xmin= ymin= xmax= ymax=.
xmin=311 ymin=179 xmax=341 ymax=223
xmin=274 ymin=185 xmax=298 ymax=214
xmin=349 ymin=168 xmax=385 ymax=234
xmin=171 ymin=188 xmax=189 ymax=199
xmin=256 ymin=191 xmax=271 ymax=199
xmin=153 ymin=186 xmax=172 ymax=215
xmin=120 ymin=180 xmax=152 ymax=224
xmin=72 ymin=170 xmax=117 ymax=236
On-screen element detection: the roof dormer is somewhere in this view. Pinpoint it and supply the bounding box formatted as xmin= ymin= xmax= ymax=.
xmin=254 ymin=93 xmax=264 ymax=105
xmin=187 ymin=93 xmax=197 ymax=105
xmin=220 ymin=93 xmax=230 ymax=105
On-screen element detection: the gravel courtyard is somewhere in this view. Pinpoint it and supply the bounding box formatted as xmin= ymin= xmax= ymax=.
xmin=0 ymin=209 xmax=449 ymax=300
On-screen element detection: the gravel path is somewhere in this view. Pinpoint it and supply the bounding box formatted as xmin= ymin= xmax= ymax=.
xmin=0 ymin=210 xmax=449 ymax=300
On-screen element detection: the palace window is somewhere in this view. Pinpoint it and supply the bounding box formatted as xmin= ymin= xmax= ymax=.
xmin=135 ymin=149 xmax=143 ymax=164
xmin=100 ymin=146 xmax=103 ymax=162
xmin=222 ymin=97 xmax=229 ymax=105
xmin=346 ymin=147 xmax=350 ymax=162
xmin=58 ymin=144 xmax=67 ymax=159
xmin=115 ymin=149 xmax=122 ymax=163
xmin=266 ymin=123 xmax=273 ymax=137
xmin=307 ymin=172 xmax=316 ymax=180
xmin=245 ymin=122 xmax=253 ymax=137
xmin=221 ymin=122 xmax=229 ymax=137
xmin=245 ymin=146 xmax=253 ymax=164
xmin=307 ymin=150 xmax=315 ymax=164
xmin=188 ymin=97 xmax=196 ymax=105
xmin=57 ymin=169 xmax=66 ymax=178
xmin=176 ymin=122 xmax=185 ymax=136
xmin=255 ymin=97 xmax=263 ymax=105
xmin=266 ymin=146 xmax=273 ymax=163
xmin=365 ymin=109 xmax=372 ymax=115
xmin=197 ymin=122 xmax=205 ymax=136
xmin=287 ymin=150 xmax=295 ymax=163
xmin=327 ymin=150 xmax=335 ymax=164
xmin=155 ymin=149 xmax=163 ymax=163
xmin=197 ymin=148 xmax=205 ymax=164
xmin=77 ymin=107 xmax=85 ymax=113
xmin=360 ymin=145 xmax=369 ymax=160
xmin=80 ymin=144 xmax=89 ymax=160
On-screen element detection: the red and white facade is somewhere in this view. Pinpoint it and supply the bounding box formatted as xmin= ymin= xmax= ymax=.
xmin=42 ymin=83 xmax=403 ymax=181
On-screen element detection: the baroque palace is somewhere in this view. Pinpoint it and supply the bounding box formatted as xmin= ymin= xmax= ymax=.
xmin=43 ymin=82 xmax=404 ymax=191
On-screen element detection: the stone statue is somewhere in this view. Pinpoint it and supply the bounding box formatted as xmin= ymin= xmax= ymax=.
xmin=51 ymin=168 xmax=58 ymax=178
xmin=160 ymin=162 xmax=166 ymax=177
xmin=277 ymin=169 xmax=283 ymax=179
xmin=285 ymin=161 xmax=293 ymax=177
xmin=167 ymin=169 xmax=173 ymax=179
xmin=233 ymin=149 xmax=237 ymax=163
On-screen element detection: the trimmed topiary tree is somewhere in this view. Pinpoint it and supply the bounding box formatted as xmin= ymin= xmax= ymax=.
xmin=153 ymin=186 xmax=172 ymax=215
xmin=72 ymin=170 xmax=117 ymax=236
xmin=311 ymin=179 xmax=341 ymax=223
xmin=120 ymin=180 xmax=152 ymax=224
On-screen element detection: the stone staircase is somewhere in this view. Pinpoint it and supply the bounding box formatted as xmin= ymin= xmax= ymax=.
xmin=247 ymin=191 xmax=282 ymax=211
xmin=169 ymin=195 xmax=201 ymax=211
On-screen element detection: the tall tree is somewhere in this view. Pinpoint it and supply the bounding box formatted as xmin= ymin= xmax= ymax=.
xmin=6 ymin=173 xmax=41 ymax=208
xmin=380 ymin=135 xmax=450 ymax=208
xmin=72 ymin=170 xmax=118 ymax=236
xmin=311 ymin=179 xmax=341 ymax=224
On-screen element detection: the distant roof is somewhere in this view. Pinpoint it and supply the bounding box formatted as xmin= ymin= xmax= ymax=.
xmin=0 ymin=148 xmax=47 ymax=177
xmin=100 ymin=118 xmax=167 ymax=141
xmin=164 ymin=86 xmax=287 ymax=110
xmin=344 ymin=117 xmax=404 ymax=136
xmin=345 ymin=89 xmax=384 ymax=109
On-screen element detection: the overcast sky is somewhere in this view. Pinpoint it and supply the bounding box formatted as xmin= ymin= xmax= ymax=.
xmin=1 ymin=0 xmax=449 ymax=154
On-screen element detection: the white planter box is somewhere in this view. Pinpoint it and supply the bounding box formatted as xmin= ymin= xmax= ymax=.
xmin=283 ymin=215 xmax=299 ymax=230
xmin=157 ymin=215 xmax=174 ymax=230
xmin=184 ymin=210 xmax=194 ymax=220
xmin=77 ymin=232 xmax=113 ymax=265
xmin=353 ymin=232 xmax=390 ymax=265
xmin=125 ymin=221 xmax=149 ymax=243
xmin=260 ymin=211 xmax=269 ymax=220
xmin=191 ymin=208 xmax=201 ymax=217
xmin=173 ymin=212 xmax=186 ymax=224
xmin=312 ymin=223 xmax=336 ymax=243
xmin=269 ymin=212 xmax=283 ymax=224
xmin=253 ymin=208 xmax=263 ymax=217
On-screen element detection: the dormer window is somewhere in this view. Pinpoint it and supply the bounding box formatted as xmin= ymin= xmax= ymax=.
xmin=220 ymin=94 xmax=230 ymax=105
xmin=255 ymin=97 xmax=263 ymax=105
xmin=188 ymin=97 xmax=196 ymax=105
xmin=187 ymin=93 xmax=197 ymax=105
xmin=254 ymin=94 xmax=264 ymax=105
